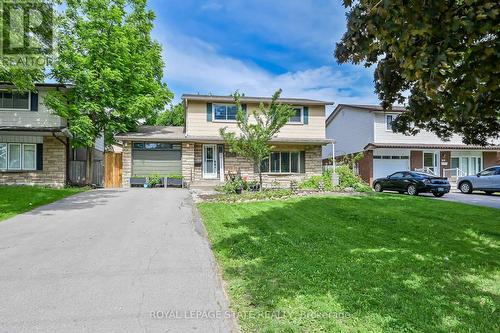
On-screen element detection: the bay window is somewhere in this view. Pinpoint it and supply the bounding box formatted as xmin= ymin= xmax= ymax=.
xmin=261 ymin=151 xmax=305 ymax=174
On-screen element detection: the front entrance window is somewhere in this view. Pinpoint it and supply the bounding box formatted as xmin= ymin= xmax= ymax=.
xmin=423 ymin=152 xmax=438 ymax=175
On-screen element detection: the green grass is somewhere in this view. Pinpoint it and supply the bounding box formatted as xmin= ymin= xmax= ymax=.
xmin=198 ymin=194 xmax=500 ymax=333
xmin=0 ymin=186 xmax=86 ymax=222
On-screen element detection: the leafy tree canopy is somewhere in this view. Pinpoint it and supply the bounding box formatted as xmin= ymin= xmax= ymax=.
xmin=146 ymin=102 xmax=185 ymax=126
xmin=336 ymin=0 xmax=499 ymax=145
xmin=45 ymin=0 xmax=172 ymax=147
xmin=220 ymin=89 xmax=295 ymax=190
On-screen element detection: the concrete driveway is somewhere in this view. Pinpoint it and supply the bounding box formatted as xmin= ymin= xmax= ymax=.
xmin=0 ymin=189 xmax=236 ymax=333
xmin=419 ymin=190 xmax=500 ymax=209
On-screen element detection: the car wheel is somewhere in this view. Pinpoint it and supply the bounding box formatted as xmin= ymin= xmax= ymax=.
xmin=374 ymin=183 xmax=383 ymax=192
xmin=407 ymin=184 xmax=418 ymax=196
xmin=459 ymin=181 xmax=473 ymax=194
xmin=433 ymin=192 xmax=445 ymax=197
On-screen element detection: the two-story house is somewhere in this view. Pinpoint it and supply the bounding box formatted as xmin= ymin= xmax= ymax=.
xmin=0 ymin=83 xmax=104 ymax=187
xmin=323 ymin=104 xmax=500 ymax=184
xmin=116 ymin=94 xmax=331 ymax=187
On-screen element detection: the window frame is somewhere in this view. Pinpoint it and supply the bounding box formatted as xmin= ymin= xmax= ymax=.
xmin=0 ymin=91 xmax=31 ymax=111
xmin=287 ymin=106 xmax=304 ymax=124
xmin=261 ymin=151 xmax=302 ymax=174
xmin=385 ymin=114 xmax=395 ymax=131
xmin=212 ymin=103 xmax=238 ymax=122
xmin=7 ymin=143 xmax=22 ymax=170
xmin=0 ymin=143 xmax=7 ymax=170
xmin=22 ymin=144 xmax=37 ymax=171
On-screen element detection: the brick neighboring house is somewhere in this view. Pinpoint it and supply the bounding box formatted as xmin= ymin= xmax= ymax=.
xmin=115 ymin=94 xmax=331 ymax=187
xmin=323 ymin=104 xmax=500 ymax=185
xmin=0 ymin=83 xmax=104 ymax=187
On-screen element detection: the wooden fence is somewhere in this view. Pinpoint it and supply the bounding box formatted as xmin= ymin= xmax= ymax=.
xmin=69 ymin=160 xmax=104 ymax=186
xmin=104 ymin=152 xmax=122 ymax=188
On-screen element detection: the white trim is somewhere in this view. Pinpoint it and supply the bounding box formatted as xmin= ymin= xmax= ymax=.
xmin=212 ymin=103 xmax=238 ymax=122
xmin=202 ymin=144 xmax=218 ymax=179
xmin=385 ymin=114 xmax=395 ymax=131
xmin=262 ymin=151 xmax=302 ymax=174
xmin=287 ymin=106 xmax=304 ymax=124
xmin=7 ymin=143 xmax=22 ymax=170
xmin=0 ymin=91 xmax=31 ymax=111
xmin=22 ymin=144 xmax=37 ymax=171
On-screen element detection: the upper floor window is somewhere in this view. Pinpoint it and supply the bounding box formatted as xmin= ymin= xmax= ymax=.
xmin=213 ymin=104 xmax=238 ymax=121
xmin=385 ymin=114 xmax=396 ymax=131
xmin=0 ymin=91 xmax=29 ymax=110
xmin=288 ymin=107 xmax=303 ymax=123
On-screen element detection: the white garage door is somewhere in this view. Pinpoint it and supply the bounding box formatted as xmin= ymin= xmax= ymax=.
xmin=373 ymin=156 xmax=410 ymax=179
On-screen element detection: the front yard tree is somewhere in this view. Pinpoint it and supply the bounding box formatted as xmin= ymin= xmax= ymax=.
xmin=220 ymin=90 xmax=295 ymax=191
xmin=335 ymin=1 xmax=499 ymax=145
xmin=45 ymin=0 xmax=172 ymax=184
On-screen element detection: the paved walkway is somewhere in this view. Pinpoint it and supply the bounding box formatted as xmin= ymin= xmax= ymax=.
xmin=0 ymin=189 xmax=236 ymax=333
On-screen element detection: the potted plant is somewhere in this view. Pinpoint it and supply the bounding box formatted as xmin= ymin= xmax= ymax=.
xmin=148 ymin=174 xmax=163 ymax=188
xmin=130 ymin=176 xmax=147 ymax=187
xmin=165 ymin=174 xmax=183 ymax=187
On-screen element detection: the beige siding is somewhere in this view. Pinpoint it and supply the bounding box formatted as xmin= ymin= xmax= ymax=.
xmin=185 ymin=100 xmax=325 ymax=139
xmin=0 ymin=88 xmax=65 ymax=128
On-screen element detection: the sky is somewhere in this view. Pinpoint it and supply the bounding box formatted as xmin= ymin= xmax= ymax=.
xmin=148 ymin=0 xmax=380 ymax=108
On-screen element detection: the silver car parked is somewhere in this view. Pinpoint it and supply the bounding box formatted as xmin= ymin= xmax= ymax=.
xmin=458 ymin=166 xmax=500 ymax=194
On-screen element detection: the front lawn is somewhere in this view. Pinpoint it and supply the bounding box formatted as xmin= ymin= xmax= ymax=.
xmin=198 ymin=194 xmax=500 ymax=332
xmin=0 ymin=186 xmax=86 ymax=222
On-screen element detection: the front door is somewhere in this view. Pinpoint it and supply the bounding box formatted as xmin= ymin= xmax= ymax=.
xmin=203 ymin=144 xmax=218 ymax=179
xmin=423 ymin=151 xmax=439 ymax=175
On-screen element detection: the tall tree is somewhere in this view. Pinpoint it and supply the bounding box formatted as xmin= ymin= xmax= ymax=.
xmin=336 ymin=0 xmax=499 ymax=145
xmin=220 ymin=90 xmax=295 ymax=191
xmin=45 ymin=0 xmax=172 ymax=183
xmin=146 ymin=102 xmax=185 ymax=126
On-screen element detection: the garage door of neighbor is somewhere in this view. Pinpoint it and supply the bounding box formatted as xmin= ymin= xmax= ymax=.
xmin=373 ymin=156 xmax=410 ymax=180
xmin=132 ymin=142 xmax=182 ymax=177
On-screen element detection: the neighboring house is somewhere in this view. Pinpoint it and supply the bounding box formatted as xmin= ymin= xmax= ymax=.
xmin=115 ymin=94 xmax=331 ymax=187
xmin=323 ymin=104 xmax=500 ymax=184
xmin=0 ymin=83 xmax=104 ymax=187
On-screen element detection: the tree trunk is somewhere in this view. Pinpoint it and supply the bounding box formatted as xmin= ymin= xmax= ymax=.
xmin=86 ymin=147 xmax=94 ymax=186
xmin=258 ymin=169 xmax=263 ymax=192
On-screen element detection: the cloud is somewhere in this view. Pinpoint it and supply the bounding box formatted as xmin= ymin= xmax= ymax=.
xmin=161 ymin=33 xmax=378 ymax=106
xmin=200 ymin=1 xmax=223 ymax=11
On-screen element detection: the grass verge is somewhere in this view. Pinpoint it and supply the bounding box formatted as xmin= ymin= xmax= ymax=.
xmin=198 ymin=194 xmax=500 ymax=332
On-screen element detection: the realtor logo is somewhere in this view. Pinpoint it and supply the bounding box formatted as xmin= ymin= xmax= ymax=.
xmin=1 ymin=1 xmax=53 ymax=56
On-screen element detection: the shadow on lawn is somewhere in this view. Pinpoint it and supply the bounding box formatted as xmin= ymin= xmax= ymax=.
xmin=208 ymin=195 xmax=499 ymax=332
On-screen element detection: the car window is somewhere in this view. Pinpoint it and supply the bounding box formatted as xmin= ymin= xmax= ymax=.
xmin=479 ymin=168 xmax=497 ymax=176
xmin=402 ymin=172 xmax=413 ymax=178
xmin=390 ymin=172 xmax=405 ymax=178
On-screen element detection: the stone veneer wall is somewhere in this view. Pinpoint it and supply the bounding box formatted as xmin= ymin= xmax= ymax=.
xmin=181 ymin=142 xmax=195 ymax=185
xmin=122 ymin=141 xmax=132 ymax=187
xmin=190 ymin=143 xmax=323 ymax=187
xmin=0 ymin=136 xmax=66 ymax=187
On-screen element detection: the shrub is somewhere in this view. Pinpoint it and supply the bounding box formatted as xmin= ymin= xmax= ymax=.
xmin=215 ymin=177 xmax=245 ymax=194
xmin=166 ymin=174 xmax=183 ymax=180
xmin=148 ymin=174 xmax=163 ymax=187
xmin=299 ymin=169 xmax=333 ymax=191
xmin=335 ymin=165 xmax=372 ymax=192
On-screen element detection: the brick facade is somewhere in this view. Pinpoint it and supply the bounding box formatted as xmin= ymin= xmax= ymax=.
xmin=410 ymin=150 xmax=423 ymax=171
xmin=439 ymin=151 xmax=451 ymax=176
xmin=483 ymin=151 xmax=500 ymax=168
xmin=0 ymin=136 xmax=66 ymax=187
xmin=358 ymin=150 xmax=373 ymax=184
xmin=186 ymin=143 xmax=323 ymax=187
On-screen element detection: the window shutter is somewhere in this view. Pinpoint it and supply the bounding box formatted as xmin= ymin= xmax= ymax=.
xmin=241 ymin=104 xmax=247 ymax=117
xmin=30 ymin=92 xmax=39 ymax=111
xmin=303 ymin=107 xmax=309 ymax=124
xmin=206 ymin=103 xmax=212 ymax=122
xmin=300 ymin=151 xmax=306 ymax=173
xmin=36 ymin=143 xmax=43 ymax=170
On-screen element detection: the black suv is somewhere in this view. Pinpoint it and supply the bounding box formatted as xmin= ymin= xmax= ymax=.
xmin=373 ymin=171 xmax=451 ymax=197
